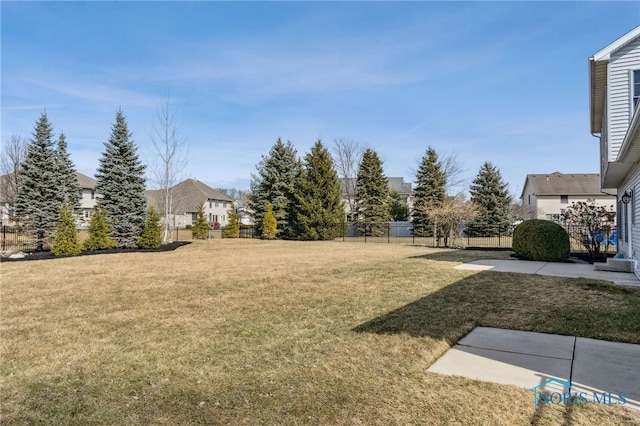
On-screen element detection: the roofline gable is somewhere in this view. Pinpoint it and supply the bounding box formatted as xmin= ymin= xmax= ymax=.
xmin=590 ymin=26 xmax=640 ymax=62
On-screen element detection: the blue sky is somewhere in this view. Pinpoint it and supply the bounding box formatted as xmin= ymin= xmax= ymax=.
xmin=2 ymin=2 xmax=640 ymax=197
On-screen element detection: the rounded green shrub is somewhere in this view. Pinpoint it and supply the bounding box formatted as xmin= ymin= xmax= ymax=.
xmin=512 ymin=219 xmax=570 ymax=262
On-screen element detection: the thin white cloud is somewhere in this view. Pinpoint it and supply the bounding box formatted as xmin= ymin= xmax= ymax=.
xmin=23 ymin=78 xmax=163 ymax=107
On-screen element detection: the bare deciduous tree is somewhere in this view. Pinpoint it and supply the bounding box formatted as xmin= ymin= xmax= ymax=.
xmin=418 ymin=193 xmax=480 ymax=247
xmin=331 ymin=138 xmax=364 ymax=220
xmin=0 ymin=135 xmax=28 ymax=215
xmin=150 ymin=97 xmax=189 ymax=243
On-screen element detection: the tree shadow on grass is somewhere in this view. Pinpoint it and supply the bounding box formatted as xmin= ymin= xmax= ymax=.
xmin=352 ymin=271 xmax=640 ymax=346
xmin=408 ymin=248 xmax=516 ymax=263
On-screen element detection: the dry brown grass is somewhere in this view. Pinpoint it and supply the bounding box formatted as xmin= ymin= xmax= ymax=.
xmin=1 ymin=240 xmax=639 ymax=425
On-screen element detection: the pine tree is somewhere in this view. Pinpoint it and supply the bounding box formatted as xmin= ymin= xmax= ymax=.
xmin=249 ymin=138 xmax=300 ymax=239
xmin=261 ymin=203 xmax=278 ymax=240
xmin=83 ymin=202 xmax=116 ymax=250
xmin=293 ymin=140 xmax=345 ymax=240
xmin=138 ymin=207 xmax=162 ymax=249
xmin=14 ymin=112 xmax=65 ymax=250
xmin=223 ymin=207 xmax=240 ymax=238
xmin=469 ymin=161 xmax=513 ymax=236
xmin=192 ymin=203 xmax=209 ymax=239
xmin=56 ymin=132 xmax=81 ymax=210
xmin=51 ymin=203 xmax=81 ymax=256
xmin=355 ymin=149 xmax=390 ymax=236
xmin=412 ymin=147 xmax=447 ymax=236
xmin=389 ymin=189 xmax=410 ymax=221
xmin=95 ymin=109 xmax=147 ymax=248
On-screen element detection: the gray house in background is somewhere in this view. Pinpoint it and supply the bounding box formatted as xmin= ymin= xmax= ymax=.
xmin=340 ymin=177 xmax=413 ymax=220
xmin=520 ymin=172 xmax=616 ymax=222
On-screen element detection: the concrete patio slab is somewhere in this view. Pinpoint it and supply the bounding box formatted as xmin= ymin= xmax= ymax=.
xmin=572 ymin=337 xmax=640 ymax=411
xmin=427 ymin=327 xmax=640 ymax=412
xmin=428 ymin=345 xmax=572 ymax=392
xmin=457 ymin=326 xmax=574 ymax=359
xmin=454 ymin=259 xmax=640 ymax=287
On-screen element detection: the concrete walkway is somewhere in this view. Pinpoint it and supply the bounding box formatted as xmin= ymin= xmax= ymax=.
xmin=427 ymin=327 xmax=640 ymax=411
xmin=454 ymin=259 xmax=640 ymax=287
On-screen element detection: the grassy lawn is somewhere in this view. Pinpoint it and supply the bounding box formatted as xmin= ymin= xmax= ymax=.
xmin=2 ymin=240 xmax=640 ymax=425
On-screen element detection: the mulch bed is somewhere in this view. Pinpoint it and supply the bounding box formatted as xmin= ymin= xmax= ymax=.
xmin=1 ymin=241 xmax=191 ymax=262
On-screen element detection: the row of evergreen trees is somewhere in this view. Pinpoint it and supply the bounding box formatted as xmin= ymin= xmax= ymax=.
xmin=249 ymin=139 xmax=345 ymax=240
xmin=249 ymin=139 xmax=513 ymax=240
xmin=14 ymin=110 xmax=158 ymax=254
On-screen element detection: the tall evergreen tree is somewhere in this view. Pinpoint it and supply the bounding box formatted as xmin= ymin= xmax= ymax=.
xmin=412 ymin=147 xmax=447 ymax=236
xmin=14 ymin=112 xmax=65 ymax=250
xmin=249 ymin=138 xmax=300 ymax=238
xmin=469 ymin=161 xmax=513 ymax=236
xmin=293 ymin=140 xmax=345 ymax=240
xmin=56 ymin=132 xmax=81 ymax=210
xmin=355 ymin=149 xmax=389 ymax=236
xmin=223 ymin=207 xmax=240 ymax=238
xmin=95 ymin=109 xmax=147 ymax=248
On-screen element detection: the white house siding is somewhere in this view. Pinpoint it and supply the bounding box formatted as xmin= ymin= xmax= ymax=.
xmin=608 ymin=37 xmax=640 ymax=161
xmin=617 ymin=160 xmax=640 ymax=276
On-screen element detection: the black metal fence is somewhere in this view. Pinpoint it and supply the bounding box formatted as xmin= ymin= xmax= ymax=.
xmin=1 ymin=222 xmax=618 ymax=254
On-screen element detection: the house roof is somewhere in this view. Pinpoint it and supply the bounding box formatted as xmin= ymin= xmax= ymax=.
xmin=147 ymin=178 xmax=233 ymax=214
xmin=589 ymin=26 xmax=640 ymax=134
xmin=520 ymin=172 xmax=612 ymax=198
xmin=76 ymin=171 xmax=96 ymax=189
xmin=339 ymin=177 xmax=412 ymax=197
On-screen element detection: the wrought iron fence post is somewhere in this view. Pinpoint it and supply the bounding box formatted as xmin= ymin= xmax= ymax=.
xmin=2 ymin=226 xmax=5 ymax=251
xmin=388 ymin=222 xmax=390 ymax=243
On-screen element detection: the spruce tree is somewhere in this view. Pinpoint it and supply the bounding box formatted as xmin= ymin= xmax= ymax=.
xmin=469 ymin=161 xmax=513 ymax=236
xmin=293 ymin=140 xmax=345 ymax=240
xmin=95 ymin=109 xmax=147 ymax=248
xmin=249 ymin=138 xmax=300 ymax=238
xmin=223 ymin=207 xmax=240 ymax=238
xmin=138 ymin=207 xmax=162 ymax=249
xmin=56 ymin=132 xmax=81 ymax=210
xmin=412 ymin=147 xmax=447 ymax=236
xmin=389 ymin=189 xmax=410 ymax=221
xmin=14 ymin=112 xmax=65 ymax=250
xmin=192 ymin=204 xmax=209 ymax=239
xmin=51 ymin=204 xmax=81 ymax=256
xmin=83 ymin=203 xmax=116 ymax=250
xmin=355 ymin=149 xmax=389 ymax=236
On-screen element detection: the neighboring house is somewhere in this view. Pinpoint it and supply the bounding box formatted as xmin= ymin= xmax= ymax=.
xmin=520 ymin=172 xmax=616 ymax=222
xmin=77 ymin=172 xmax=98 ymax=227
xmin=590 ymin=26 xmax=640 ymax=272
xmin=340 ymin=177 xmax=413 ymax=220
xmin=233 ymin=197 xmax=254 ymax=225
xmin=0 ymin=171 xmax=98 ymax=227
xmin=146 ymin=178 xmax=234 ymax=228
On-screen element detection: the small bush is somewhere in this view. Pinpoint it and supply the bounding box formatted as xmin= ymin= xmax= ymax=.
xmin=262 ymin=203 xmax=277 ymax=240
xmin=83 ymin=203 xmax=116 ymax=251
xmin=51 ymin=204 xmax=82 ymax=257
xmin=192 ymin=204 xmax=209 ymax=240
xmin=138 ymin=207 xmax=162 ymax=249
xmin=512 ymin=219 xmax=570 ymax=262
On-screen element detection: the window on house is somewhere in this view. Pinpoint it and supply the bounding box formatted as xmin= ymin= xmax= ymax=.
xmin=91 ymin=189 xmax=95 ymax=199
xmin=209 ymin=200 xmax=212 ymax=208
xmin=634 ymin=70 xmax=640 ymax=110
xmin=191 ymin=213 xmax=197 ymax=223
xmin=528 ymin=194 xmax=531 ymax=205
xmin=560 ymin=195 xmax=568 ymax=204
xmin=215 ymin=200 xmax=219 ymax=207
